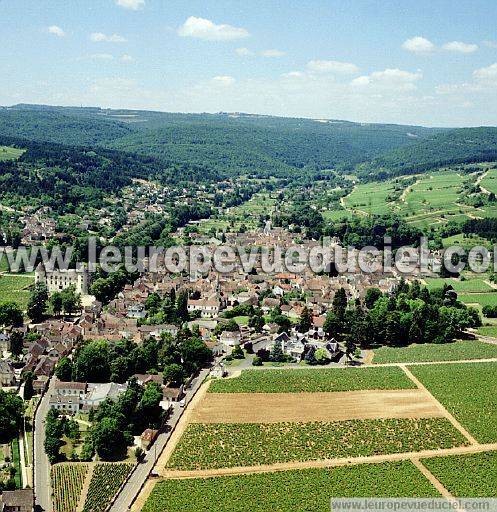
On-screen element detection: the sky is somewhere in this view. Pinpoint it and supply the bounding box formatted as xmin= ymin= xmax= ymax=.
xmin=1 ymin=0 xmax=496 ymax=127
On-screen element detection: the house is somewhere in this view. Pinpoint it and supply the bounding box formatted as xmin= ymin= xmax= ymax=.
xmin=0 ymin=331 xmax=10 ymax=354
xmin=127 ymin=303 xmax=147 ymax=319
xmin=219 ymin=330 xmax=241 ymax=347
xmin=261 ymin=297 xmax=280 ymax=312
xmin=35 ymin=262 xmax=90 ymax=294
xmin=83 ymin=382 xmax=128 ymax=410
xmin=33 ymin=375 xmax=48 ymax=394
xmin=0 ymin=489 xmax=34 ymax=512
xmin=187 ymin=296 xmax=221 ymax=318
xmin=0 ymin=360 xmax=16 ymax=387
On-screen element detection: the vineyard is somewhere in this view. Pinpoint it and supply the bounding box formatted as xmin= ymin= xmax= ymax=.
xmin=423 ymin=452 xmax=497 ymax=497
xmin=410 ymin=362 xmax=497 ymax=443
xmin=144 ymin=460 xmax=440 ymax=511
xmin=372 ymin=340 xmax=497 ymax=364
xmin=51 ymin=463 xmax=89 ymax=512
xmin=82 ymin=463 xmax=134 ymax=512
xmin=209 ymin=366 xmax=415 ymax=394
xmin=166 ymin=418 xmax=467 ymax=470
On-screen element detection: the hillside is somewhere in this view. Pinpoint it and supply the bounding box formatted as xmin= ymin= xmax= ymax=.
xmin=0 ymin=105 xmax=437 ymax=177
xmin=358 ymin=127 xmax=497 ymax=180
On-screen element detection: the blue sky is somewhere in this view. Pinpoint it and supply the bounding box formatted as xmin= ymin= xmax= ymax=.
xmin=1 ymin=0 xmax=496 ymax=126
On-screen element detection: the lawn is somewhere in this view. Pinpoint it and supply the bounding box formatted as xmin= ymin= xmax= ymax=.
xmin=410 ymin=362 xmax=497 ymax=443
xmin=480 ymin=168 xmax=497 ymax=195
xmin=0 ymin=146 xmax=24 ymax=161
xmin=143 ymin=461 xmax=439 ymax=512
xmin=0 ymin=274 xmax=34 ymax=309
xmin=10 ymin=438 xmax=22 ymax=488
xmin=167 ymin=418 xmax=467 ymax=471
xmin=422 ymin=452 xmax=497 ymax=497
xmin=372 ymin=341 xmax=497 ymax=364
xmin=209 ymin=366 xmax=415 ymax=393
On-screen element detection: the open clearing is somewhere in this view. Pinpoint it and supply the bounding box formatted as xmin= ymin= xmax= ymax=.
xmin=191 ymin=389 xmax=443 ymax=424
xmin=0 ymin=145 xmax=24 ymax=161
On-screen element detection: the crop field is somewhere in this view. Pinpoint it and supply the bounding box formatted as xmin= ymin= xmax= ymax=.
xmin=372 ymin=341 xmax=497 ymax=364
xmin=409 ymin=362 xmax=497 ymax=443
xmin=209 ymin=367 xmax=415 ymax=393
xmin=442 ymin=234 xmax=492 ymax=249
xmin=0 ymin=274 xmax=34 ymax=309
xmin=458 ymin=292 xmax=497 ymax=308
xmin=166 ymin=418 xmax=467 ymax=471
xmin=82 ymin=463 xmax=133 ymax=512
xmin=0 ymin=146 xmax=24 ymax=161
xmin=342 ymin=181 xmax=396 ymax=215
xmin=51 ymin=463 xmax=89 ymax=512
xmin=143 ymin=461 xmax=439 ymax=512
xmin=480 ymin=168 xmax=497 ymax=195
xmin=424 ymin=278 xmax=494 ymax=293
xmin=422 ymin=452 xmax=497 ymax=497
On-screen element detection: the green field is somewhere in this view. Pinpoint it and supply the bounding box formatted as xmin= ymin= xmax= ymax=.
xmin=0 ymin=274 xmax=34 ymax=309
xmin=167 ymin=418 xmax=467 ymax=471
xmin=373 ymin=340 xmax=497 ymax=364
xmin=144 ymin=461 xmax=439 ymax=512
xmin=478 ymin=325 xmax=497 ymax=337
xmin=442 ymin=234 xmax=492 ymax=250
xmin=11 ymin=438 xmax=22 ymax=488
xmin=342 ymin=181 xmax=396 ymax=215
xmin=0 ymin=146 xmax=24 ymax=161
xmin=480 ymin=168 xmax=497 ymax=195
xmin=209 ymin=367 xmax=415 ymax=393
xmin=424 ymin=278 xmax=494 ymax=293
xmin=458 ymin=292 xmax=497 ymax=308
xmin=423 ymin=452 xmax=497 ymax=497
xmin=410 ymin=362 xmax=497 ymax=443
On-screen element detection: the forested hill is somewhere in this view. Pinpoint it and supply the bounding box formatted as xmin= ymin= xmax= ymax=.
xmin=357 ymin=127 xmax=497 ymax=181
xmin=1 ymin=105 xmax=497 ymax=183
xmin=0 ymin=104 xmax=437 ymax=177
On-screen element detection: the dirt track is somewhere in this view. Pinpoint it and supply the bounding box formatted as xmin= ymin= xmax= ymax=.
xmin=190 ymin=389 xmax=443 ymax=424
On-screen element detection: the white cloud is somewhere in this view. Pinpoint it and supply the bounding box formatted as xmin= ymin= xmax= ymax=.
xmin=473 ymin=63 xmax=497 ymax=83
xmin=90 ymin=32 xmax=127 ymax=43
xmin=307 ymin=60 xmax=359 ymax=74
xmin=115 ymin=0 xmax=144 ymax=10
xmin=402 ymin=36 xmax=435 ymax=54
xmin=352 ymin=68 xmax=422 ymax=91
xmin=89 ymin=53 xmax=114 ymax=60
xmin=212 ymin=75 xmax=235 ymax=86
xmin=177 ymin=16 xmax=249 ymax=41
xmin=261 ymin=49 xmax=286 ymax=58
xmin=120 ymin=54 xmax=134 ymax=63
xmin=48 ymin=25 xmax=65 ymax=37
xmin=442 ymin=41 xmax=478 ymax=54
xmin=235 ymin=47 xmax=253 ymax=56
xmin=282 ymin=71 xmax=304 ymax=78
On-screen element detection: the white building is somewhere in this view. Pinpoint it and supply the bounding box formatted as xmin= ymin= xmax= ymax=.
xmin=35 ymin=263 xmax=90 ymax=294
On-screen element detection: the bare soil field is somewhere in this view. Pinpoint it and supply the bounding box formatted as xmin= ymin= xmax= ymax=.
xmin=190 ymin=389 xmax=443 ymax=424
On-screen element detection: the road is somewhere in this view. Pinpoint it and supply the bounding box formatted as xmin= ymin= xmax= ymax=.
xmin=34 ymin=378 xmax=54 ymax=512
xmin=109 ymin=367 xmax=210 ymax=512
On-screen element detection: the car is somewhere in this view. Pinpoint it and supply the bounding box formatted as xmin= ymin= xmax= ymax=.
xmin=179 ymin=398 xmax=186 ymax=407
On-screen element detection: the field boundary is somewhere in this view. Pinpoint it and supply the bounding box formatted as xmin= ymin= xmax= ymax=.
xmin=160 ymin=442 xmax=497 ymax=480
xmin=399 ymin=365 xmax=479 ymax=445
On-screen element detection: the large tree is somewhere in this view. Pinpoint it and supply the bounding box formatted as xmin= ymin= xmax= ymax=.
xmin=27 ymin=283 xmax=48 ymax=322
xmin=0 ymin=390 xmax=24 ymax=442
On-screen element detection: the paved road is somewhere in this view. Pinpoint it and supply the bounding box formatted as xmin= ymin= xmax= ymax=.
xmin=109 ymin=368 xmax=210 ymax=512
xmin=34 ymin=378 xmax=54 ymax=512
